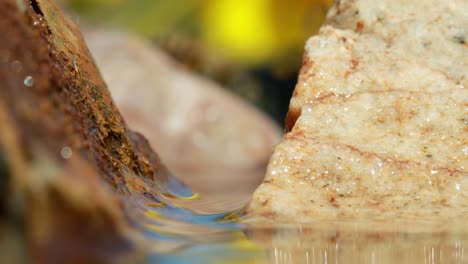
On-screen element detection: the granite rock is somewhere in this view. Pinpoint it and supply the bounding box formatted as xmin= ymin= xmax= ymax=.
xmin=245 ymin=0 xmax=467 ymax=223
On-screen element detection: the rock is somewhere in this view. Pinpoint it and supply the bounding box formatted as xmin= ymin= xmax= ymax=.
xmin=0 ymin=0 xmax=173 ymax=262
xmin=84 ymin=29 xmax=281 ymax=212
xmin=244 ymin=0 xmax=467 ymax=223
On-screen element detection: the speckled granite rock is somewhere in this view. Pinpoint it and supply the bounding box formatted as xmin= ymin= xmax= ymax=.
xmin=244 ymin=0 xmax=467 ymax=222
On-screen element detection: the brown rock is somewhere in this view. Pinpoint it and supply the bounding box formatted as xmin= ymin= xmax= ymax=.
xmin=0 ymin=0 xmax=171 ymax=262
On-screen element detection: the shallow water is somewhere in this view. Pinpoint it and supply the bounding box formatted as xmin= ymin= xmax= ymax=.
xmin=120 ymin=176 xmax=468 ymax=264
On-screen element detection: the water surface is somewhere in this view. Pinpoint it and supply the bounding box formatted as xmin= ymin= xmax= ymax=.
xmin=120 ymin=176 xmax=468 ymax=264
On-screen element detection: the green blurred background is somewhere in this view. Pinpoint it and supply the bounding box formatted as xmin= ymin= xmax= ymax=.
xmin=66 ymin=0 xmax=332 ymax=125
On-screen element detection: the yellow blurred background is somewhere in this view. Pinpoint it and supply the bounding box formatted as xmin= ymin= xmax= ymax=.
xmin=67 ymin=0 xmax=332 ymax=124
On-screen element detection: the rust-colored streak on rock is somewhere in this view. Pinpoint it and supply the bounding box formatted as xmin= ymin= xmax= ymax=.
xmin=355 ymin=21 xmax=364 ymax=32
xmin=285 ymin=107 xmax=301 ymax=133
xmin=0 ymin=0 xmax=170 ymax=262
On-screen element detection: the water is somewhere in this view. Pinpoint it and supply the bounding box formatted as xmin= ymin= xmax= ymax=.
xmin=122 ymin=176 xmax=265 ymax=263
xmin=120 ymin=175 xmax=468 ymax=264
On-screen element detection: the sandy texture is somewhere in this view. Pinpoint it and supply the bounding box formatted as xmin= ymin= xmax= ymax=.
xmin=244 ymin=0 xmax=467 ymax=222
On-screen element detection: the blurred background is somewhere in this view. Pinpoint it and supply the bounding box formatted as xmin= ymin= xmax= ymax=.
xmin=55 ymin=0 xmax=332 ymax=211
xmin=65 ymin=0 xmax=332 ymax=125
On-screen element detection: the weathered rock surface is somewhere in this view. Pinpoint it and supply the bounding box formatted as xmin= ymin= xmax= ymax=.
xmin=84 ymin=29 xmax=281 ymax=211
xmin=0 ymin=0 xmax=171 ymax=262
xmin=245 ymin=0 xmax=467 ymax=222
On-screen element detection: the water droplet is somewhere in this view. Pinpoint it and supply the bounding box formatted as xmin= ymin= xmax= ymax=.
xmin=23 ymin=76 xmax=34 ymax=87
xmin=33 ymin=20 xmax=40 ymax=26
xmin=462 ymin=146 xmax=468 ymax=155
xmin=60 ymin=146 xmax=72 ymax=159
xmin=303 ymin=104 xmax=313 ymax=114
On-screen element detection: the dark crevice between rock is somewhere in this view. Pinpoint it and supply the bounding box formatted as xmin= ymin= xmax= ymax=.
xmin=29 ymin=0 xmax=44 ymax=16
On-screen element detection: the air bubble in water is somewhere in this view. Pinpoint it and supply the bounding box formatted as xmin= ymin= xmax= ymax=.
xmin=60 ymin=146 xmax=73 ymax=159
xmin=24 ymin=76 xmax=34 ymax=87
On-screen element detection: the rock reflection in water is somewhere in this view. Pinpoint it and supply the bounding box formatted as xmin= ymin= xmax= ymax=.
xmin=121 ymin=175 xmax=468 ymax=264
xmin=248 ymin=224 xmax=467 ymax=264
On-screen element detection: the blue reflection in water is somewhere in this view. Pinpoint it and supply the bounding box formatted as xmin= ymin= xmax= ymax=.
xmin=122 ymin=175 xmax=264 ymax=263
xmin=163 ymin=176 xmax=195 ymax=198
xmin=146 ymin=243 xmax=265 ymax=264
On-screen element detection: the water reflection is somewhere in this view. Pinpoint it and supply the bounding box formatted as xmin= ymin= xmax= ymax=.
xmin=121 ymin=175 xmax=265 ymax=263
xmin=249 ymin=227 xmax=467 ymax=264
xmin=120 ymin=175 xmax=468 ymax=264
